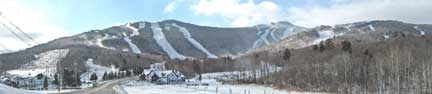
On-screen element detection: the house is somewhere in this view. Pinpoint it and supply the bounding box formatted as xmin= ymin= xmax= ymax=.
xmin=146 ymin=70 xmax=185 ymax=84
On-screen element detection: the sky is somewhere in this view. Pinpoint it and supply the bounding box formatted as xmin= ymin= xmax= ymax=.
xmin=0 ymin=0 xmax=431 ymax=53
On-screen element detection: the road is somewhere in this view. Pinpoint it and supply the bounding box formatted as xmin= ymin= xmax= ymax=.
xmin=57 ymin=76 xmax=137 ymax=94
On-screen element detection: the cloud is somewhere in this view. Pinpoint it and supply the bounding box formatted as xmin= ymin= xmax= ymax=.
xmin=164 ymin=0 xmax=177 ymax=13
xmin=0 ymin=1 xmax=69 ymax=53
xmin=287 ymin=0 xmax=432 ymax=27
xmin=191 ymin=0 xmax=286 ymax=27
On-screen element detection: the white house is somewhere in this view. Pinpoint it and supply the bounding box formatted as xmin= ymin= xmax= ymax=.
xmin=146 ymin=70 xmax=185 ymax=84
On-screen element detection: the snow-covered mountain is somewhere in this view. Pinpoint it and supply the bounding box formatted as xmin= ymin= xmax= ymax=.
xmin=255 ymin=20 xmax=432 ymax=52
xmin=1 ymin=20 xmax=431 ymax=77
xmin=0 ymin=20 xmax=304 ymax=75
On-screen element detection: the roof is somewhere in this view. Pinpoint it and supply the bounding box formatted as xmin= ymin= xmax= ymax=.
xmin=147 ymin=70 xmax=185 ymax=78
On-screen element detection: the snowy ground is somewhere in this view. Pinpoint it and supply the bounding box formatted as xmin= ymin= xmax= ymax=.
xmin=120 ymin=80 xmax=328 ymax=94
xmin=0 ymin=83 xmax=39 ymax=94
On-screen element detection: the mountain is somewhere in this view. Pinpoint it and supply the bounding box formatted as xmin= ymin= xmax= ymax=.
xmin=0 ymin=20 xmax=305 ymax=76
xmin=253 ymin=20 xmax=432 ymax=53
xmin=0 ymin=19 xmax=431 ymax=78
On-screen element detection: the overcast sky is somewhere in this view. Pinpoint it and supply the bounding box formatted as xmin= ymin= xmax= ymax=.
xmin=0 ymin=0 xmax=431 ymax=53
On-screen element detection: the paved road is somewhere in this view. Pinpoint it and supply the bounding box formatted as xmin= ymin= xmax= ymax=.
xmin=57 ymin=76 xmax=137 ymax=94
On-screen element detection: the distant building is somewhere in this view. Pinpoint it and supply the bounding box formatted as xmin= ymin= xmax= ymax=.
xmin=146 ymin=70 xmax=185 ymax=84
xmin=146 ymin=62 xmax=185 ymax=84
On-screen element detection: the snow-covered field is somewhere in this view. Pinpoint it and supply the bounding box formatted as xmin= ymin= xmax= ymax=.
xmin=151 ymin=23 xmax=188 ymax=59
xmin=0 ymin=83 xmax=39 ymax=94
xmin=120 ymin=80 xmax=327 ymax=94
xmin=171 ymin=23 xmax=217 ymax=58
xmin=6 ymin=49 xmax=69 ymax=78
xmin=0 ymin=83 xmax=77 ymax=94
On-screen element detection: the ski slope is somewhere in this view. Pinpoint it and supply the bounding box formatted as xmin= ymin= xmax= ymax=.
xmin=252 ymin=26 xmax=272 ymax=49
xmin=80 ymin=59 xmax=118 ymax=82
xmin=171 ymin=23 xmax=217 ymax=58
xmin=314 ymin=30 xmax=334 ymax=44
xmin=122 ymin=33 xmax=141 ymax=54
xmin=414 ymin=26 xmax=425 ymax=35
xmin=368 ymin=24 xmax=376 ymax=31
xmin=6 ymin=49 xmax=69 ymax=78
xmin=125 ymin=23 xmax=140 ymax=36
xmin=151 ymin=23 xmax=187 ymax=59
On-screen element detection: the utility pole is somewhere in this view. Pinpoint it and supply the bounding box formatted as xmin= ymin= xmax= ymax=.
xmin=199 ymin=59 xmax=204 ymax=84
xmin=57 ymin=52 xmax=63 ymax=93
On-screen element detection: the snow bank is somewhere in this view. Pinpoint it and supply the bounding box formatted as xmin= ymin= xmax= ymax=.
xmin=171 ymin=23 xmax=217 ymax=58
xmin=151 ymin=23 xmax=188 ymax=59
xmin=122 ymin=33 xmax=142 ymax=54
xmin=6 ymin=49 xmax=69 ymax=78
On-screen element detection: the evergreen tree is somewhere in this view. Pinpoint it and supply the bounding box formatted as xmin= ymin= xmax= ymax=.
xmin=102 ymin=71 xmax=107 ymax=80
xmin=139 ymin=73 xmax=146 ymax=81
xmin=90 ymin=73 xmax=98 ymax=81
xmin=341 ymin=40 xmax=352 ymax=53
xmin=126 ymin=70 xmax=131 ymax=77
xmin=282 ymin=48 xmax=292 ymax=61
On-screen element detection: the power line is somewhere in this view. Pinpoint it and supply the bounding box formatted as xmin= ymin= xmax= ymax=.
xmin=0 ymin=15 xmax=38 ymax=44
xmin=2 ymin=24 xmax=32 ymax=46
xmin=0 ymin=43 xmax=12 ymax=52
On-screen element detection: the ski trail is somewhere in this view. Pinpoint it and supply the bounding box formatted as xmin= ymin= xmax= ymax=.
xmin=252 ymin=26 xmax=271 ymax=49
xmin=368 ymin=24 xmax=376 ymax=31
xmin=123 ymin=33 xmax=141 ymax=54
xmin=171 ymin=23 xmax=218 ymax=58
xmin=414 ymin=26 xmax=425 ymax=35
xmin=150 ymin=23 xmax=187 ymax=59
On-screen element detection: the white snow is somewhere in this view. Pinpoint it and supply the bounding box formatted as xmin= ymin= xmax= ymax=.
xmin=125 ymin=23 xmax=140 ymax=36
xmin=150 ymin=23 xmax=188 ymax=59
xmin=314 ymin=30 xmax=335 ymax=44
xmin=6 ymin=49 xmax=69 ymax=78
xmin=0 ymin=84 xmax=40 ymax=94
xmin=171 ymin=23 xmax=218 ymax=58
xmin=252 ymin=26 xmax=272 ymax=49
xmin=414 ymin=26 xmax=425 ymax=35
xmin=80 ymin=59 xmax=118 ymax=82
xmin=121 ymin=80 xmax=326 ymax=94
xmin=122 ymin=33 xmax=142 ymax=54
xmin=282 ymin=27 xmax=295 ymax=39
xmin=138 ymin=22 xmax=146 ymax=29
xmin=383 ymin=33 xmax=390 ymax=39
xmin=368 ymin=24 xmax=376 ymax=31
